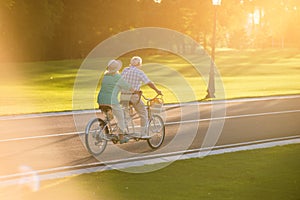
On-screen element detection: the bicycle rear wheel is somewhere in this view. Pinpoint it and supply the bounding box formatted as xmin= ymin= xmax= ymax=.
xmin=147 ymin=114 xmax=165 ymax=149
xmin=85 ymin=118 xmax=108 ymax=156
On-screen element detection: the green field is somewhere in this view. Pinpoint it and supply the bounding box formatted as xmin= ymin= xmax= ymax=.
xmin=0 ymin=49 xmax=299 ymax=115
xmin=6 ymin=144 xmax=298 ymax=200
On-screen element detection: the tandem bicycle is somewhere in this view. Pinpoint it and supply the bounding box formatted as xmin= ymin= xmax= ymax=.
xmin=85 ymin=94 xmax=165 ymax=156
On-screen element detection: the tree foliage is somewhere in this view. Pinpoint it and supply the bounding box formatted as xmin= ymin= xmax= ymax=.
xmin=0 ymin=0 xmax=299 ymax=62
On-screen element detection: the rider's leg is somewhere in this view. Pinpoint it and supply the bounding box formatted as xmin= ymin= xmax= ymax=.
xmin=112 ymin=104 xmax=129 ymax=143
xmin=120 ymin=94 xmax=131 ymax=128
xmin=131 ymin=94 xmax=148 ymax=136
xmin=112 ymin=104 xmax=126 ymax=132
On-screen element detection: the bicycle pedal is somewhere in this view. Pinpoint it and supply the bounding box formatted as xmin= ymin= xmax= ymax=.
xmin=112 ymin=138 xmax=118 ymax=144
xmin=104 ymin=134 xmax=117 ymax=140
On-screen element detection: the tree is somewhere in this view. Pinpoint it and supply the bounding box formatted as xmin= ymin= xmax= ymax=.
xmin=0 ymin=0 xmax=64 ymax=61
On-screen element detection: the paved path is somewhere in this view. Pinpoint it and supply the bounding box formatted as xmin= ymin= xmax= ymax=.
xmin=0 ymin=96 xmax=299 ymax=179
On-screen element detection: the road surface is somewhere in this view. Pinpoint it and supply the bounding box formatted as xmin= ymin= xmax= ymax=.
xmin=0 ymin=95 xmax=299 ymax=180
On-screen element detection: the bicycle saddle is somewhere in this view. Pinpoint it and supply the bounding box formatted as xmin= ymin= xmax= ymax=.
xmin=98 ymin=105 xmax=112 ymax=113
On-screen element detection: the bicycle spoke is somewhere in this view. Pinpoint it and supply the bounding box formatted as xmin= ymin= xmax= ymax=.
xmin=147 ymin=115 xmax=165 ymax=149
xmin=85 ymin=118 xmax=108 ymax=156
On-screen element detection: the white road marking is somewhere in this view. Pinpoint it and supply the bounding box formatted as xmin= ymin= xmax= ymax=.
xmin=0 ymin=132 xmax=82 ymax=143
xmin=0 ymin=135 xmax=299 ymax=186
xmin=0 ymin=95 xmax=299 ymax=120
xmin=1 ymin=109 xmax=299 ymax=143
xmin=166 ymin=109 xmax=300 ymax=125
xmin=174 ymin=94 xmax=300 ymax=107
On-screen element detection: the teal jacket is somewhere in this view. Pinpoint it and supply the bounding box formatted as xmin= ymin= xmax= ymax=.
xmin=97 ymin=73 xmax=131 ymax=105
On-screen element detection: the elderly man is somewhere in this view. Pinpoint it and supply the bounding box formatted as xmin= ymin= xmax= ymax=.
xmin=121 ymin=56 xmax=162 ymax=138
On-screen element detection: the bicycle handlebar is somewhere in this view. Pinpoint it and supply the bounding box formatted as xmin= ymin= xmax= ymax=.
xmin=141 ymin=94 xmax=163 ymax=102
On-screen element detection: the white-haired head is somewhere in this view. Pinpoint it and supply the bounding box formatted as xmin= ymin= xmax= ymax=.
xmin=106 ymin=59 xmax=122 ymax=73
xmin=130 ymin=56 xmax=142 ymax=67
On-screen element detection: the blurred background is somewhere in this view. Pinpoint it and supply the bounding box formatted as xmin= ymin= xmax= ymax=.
xmin=0 ymin=0 xmax=299 ymax=62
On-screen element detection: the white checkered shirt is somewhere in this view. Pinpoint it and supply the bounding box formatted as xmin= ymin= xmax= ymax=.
xmin=121 ymin=66 xmax=151 ymax=91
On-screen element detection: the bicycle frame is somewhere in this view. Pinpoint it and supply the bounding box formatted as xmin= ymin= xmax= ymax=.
xmin=85 ymin=94 xmax=165 ymax=156
xmin=143 ymin=94 xmax=163 ymax=118
xmin=101 ymin=110 xmax=119 ymax=135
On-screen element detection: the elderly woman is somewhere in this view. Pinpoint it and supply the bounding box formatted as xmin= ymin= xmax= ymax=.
xmin=97 ymin=59 xmax=132 ymax=143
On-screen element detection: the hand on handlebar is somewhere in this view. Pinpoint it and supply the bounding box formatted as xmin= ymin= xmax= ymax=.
xmin=156 ymin=90 xmax=163 ymax=96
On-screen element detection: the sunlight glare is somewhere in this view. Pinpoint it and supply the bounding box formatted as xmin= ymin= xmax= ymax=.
xmin=253 ymin=8 xmax=260 ymax=25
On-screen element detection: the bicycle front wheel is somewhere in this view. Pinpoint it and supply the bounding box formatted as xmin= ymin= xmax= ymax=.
xmin=85 ymin=118 xmax=108 ymax=156
xmin=147 ymin=114 xmax=165 ymax=149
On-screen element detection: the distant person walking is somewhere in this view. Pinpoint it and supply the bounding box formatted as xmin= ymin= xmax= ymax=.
xmin=121 ymin=56 xmax=162 ymax=138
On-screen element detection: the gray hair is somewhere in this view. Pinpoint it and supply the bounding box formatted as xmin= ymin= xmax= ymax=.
xmin=130 ymin=56 xmax=142 ymax=66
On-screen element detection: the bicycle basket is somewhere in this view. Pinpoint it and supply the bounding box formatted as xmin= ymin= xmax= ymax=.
xmin=149 ymin=97 xmax=164 ymax=114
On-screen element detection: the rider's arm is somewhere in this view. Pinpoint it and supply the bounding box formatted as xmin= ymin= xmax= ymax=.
xmin=147 ymin=82 xmax=162 ymax=95
xmin=138 ymin=69 xmax=162 ymax=95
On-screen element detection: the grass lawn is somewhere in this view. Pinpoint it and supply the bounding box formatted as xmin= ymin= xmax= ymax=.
xmin=7 ymin=143 xmax=299 ymax=200
xmin=0 ymin=49 xmax=299 ymax=115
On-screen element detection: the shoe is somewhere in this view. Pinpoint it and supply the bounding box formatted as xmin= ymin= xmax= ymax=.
xmin=139 ymin=127 xmax=151 ymax=139
xmin=130 ymin=132 xmax=150 ymax=139
xmin=140 ymin=135 xmax=151 ymax=139
xmin=119 ymin=136 xmax=129 ymax=144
